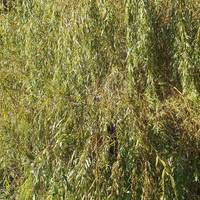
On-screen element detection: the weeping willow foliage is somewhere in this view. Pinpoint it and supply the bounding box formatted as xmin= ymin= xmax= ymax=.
xmin=171 ymin=0 xmax=196 ymax=96
xmin=126 ymin=0 xmax=157 ymax=99
xmin=0 ymin=0 xmax=200 ymax=199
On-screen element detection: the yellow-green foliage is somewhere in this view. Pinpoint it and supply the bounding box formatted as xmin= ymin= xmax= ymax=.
xmin=0 ymin=0 xmax=200 ymax=199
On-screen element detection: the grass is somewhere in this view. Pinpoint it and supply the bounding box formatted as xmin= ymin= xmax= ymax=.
xmin=0 ymin=0 xmax=200 ymax=199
